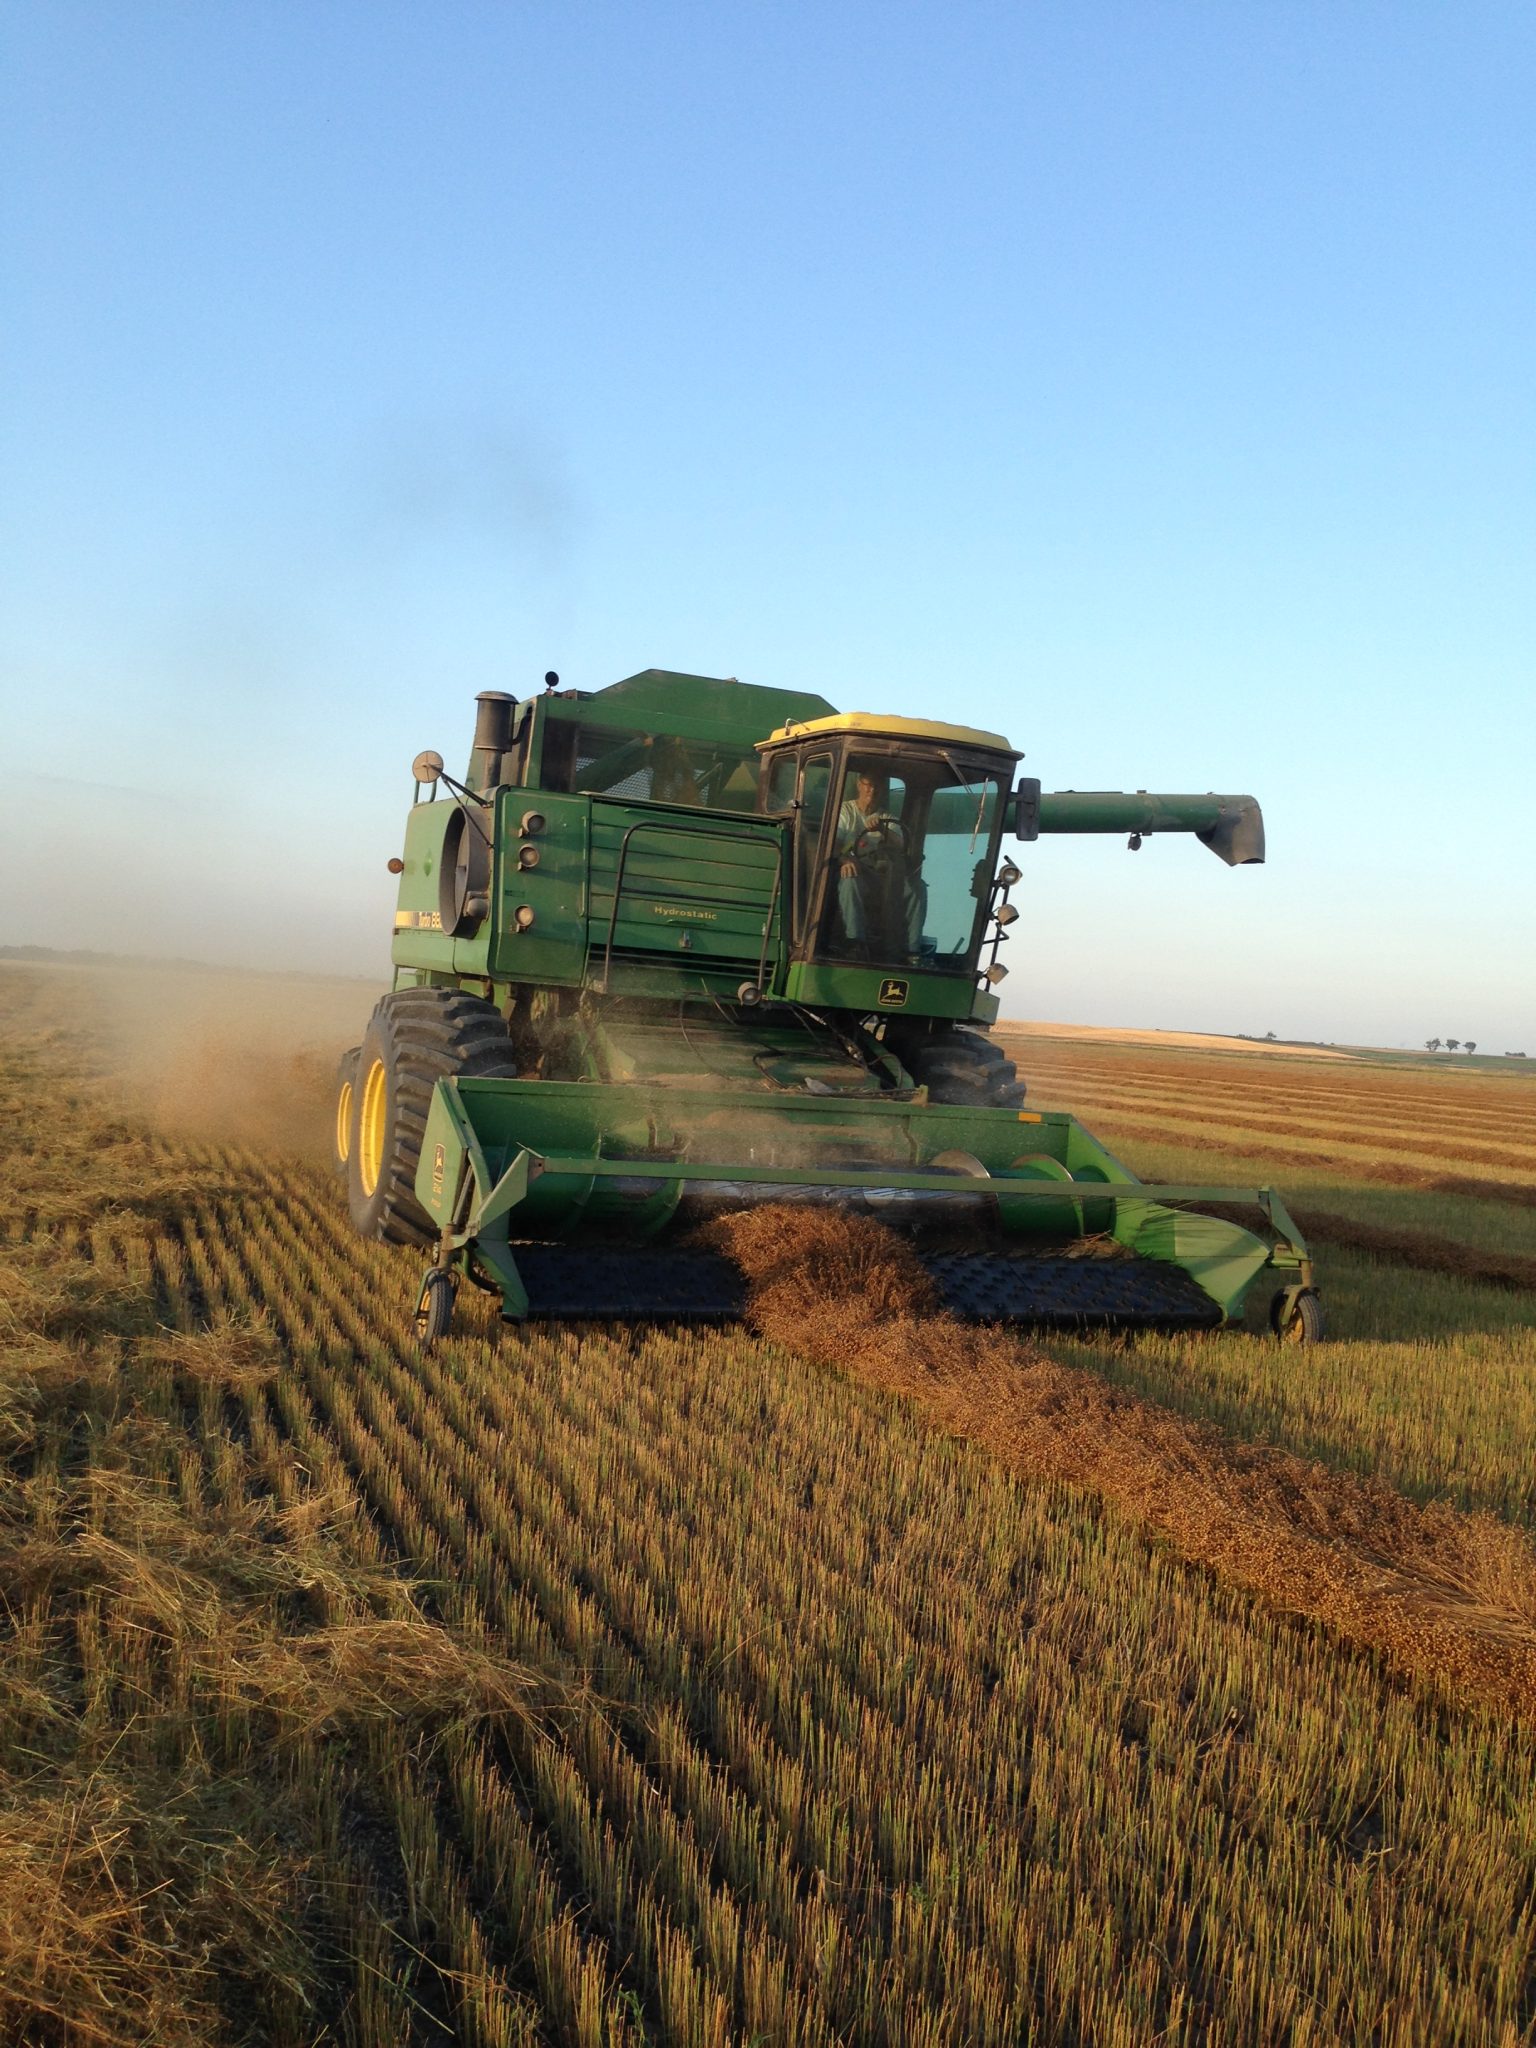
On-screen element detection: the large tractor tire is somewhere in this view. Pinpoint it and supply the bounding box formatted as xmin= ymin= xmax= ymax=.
xmin=902 ymin=1026 xmax=1028 ymax=1109
xmin=347 ymin=989 xmax=517 ymax=1246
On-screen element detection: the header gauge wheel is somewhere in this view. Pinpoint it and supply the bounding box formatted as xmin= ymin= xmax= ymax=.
xmin=1271 ymin=1289 xmax=1325 ymax=1344
xmin=414 ymin=1269 xmax=457 ymax=1349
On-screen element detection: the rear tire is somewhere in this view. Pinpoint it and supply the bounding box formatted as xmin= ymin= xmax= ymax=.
xmin=347 ymin=989 xmax=517 ymax=1246
xmin=900 ymin=1026 xmax=1028 ymax=1108
xmin=333 ymin=1047 xmax=360 ymax=1179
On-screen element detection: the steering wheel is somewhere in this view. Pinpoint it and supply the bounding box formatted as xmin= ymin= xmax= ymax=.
xmin=850 ymin=814 xmax=897 ymax=865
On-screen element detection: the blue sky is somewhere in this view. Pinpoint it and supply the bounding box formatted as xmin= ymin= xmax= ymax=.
xmin=3 ymin=2 xmax=1532 ymax=1046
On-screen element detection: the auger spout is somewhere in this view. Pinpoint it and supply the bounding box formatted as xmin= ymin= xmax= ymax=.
xmin=1035 ymin=791 xmax=1265 ymax=865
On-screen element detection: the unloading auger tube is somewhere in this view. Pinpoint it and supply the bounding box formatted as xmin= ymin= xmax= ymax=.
xmin=330 ymin=666 xmax=1319 ymax=1348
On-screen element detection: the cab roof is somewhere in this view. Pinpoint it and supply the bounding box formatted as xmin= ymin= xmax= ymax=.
xmin=760 ymin=711 xmax=1017 ymax=755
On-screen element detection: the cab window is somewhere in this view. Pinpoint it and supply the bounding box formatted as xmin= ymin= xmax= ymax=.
xmin=764 ymin=753 xmax=797 ymax=813
xmin=541 ymin=718 xmax=759 ymax=807
xmin=821 ymin=753 xmax=1003 ymax=969
xmin=796 ymin=755 xmax=833 ymax=929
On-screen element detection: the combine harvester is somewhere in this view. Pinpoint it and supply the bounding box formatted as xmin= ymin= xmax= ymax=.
xmin=334 ymin=670 xmax=1321 ymax=1345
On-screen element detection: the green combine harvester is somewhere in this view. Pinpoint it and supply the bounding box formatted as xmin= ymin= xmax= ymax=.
xmin=333 ymin=668 xmax=1321 ymax=1346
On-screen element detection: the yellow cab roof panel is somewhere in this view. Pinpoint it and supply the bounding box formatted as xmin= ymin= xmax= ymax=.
xmin=759 ymin=711 xmax=1016 ymax=754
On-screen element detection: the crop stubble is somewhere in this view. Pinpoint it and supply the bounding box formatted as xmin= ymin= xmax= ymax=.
xmin=4 ymin=967 xmax=1536 ymax=2046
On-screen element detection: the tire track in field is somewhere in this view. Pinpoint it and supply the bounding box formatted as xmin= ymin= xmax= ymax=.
xmin=706 ymin=1208 xmax=1536 ymax=1726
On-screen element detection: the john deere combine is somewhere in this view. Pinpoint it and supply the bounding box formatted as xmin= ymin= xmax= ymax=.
xmin=334 ymin=668 xmax=1321 ymax=1345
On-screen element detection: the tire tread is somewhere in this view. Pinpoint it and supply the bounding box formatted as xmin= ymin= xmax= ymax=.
xmin=348 ymin=991 xmax=516 ymax=1245
xmin=902 ymin=1026 xmax=1027 ymax=1107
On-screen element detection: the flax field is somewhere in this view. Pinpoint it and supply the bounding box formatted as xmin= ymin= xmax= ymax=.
xmin=4 ymin=964 xmax=1536 ymax=2047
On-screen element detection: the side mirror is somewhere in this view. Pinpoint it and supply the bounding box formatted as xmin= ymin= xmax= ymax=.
xmin=412 ymin=749 xmax=445 ymax=788
xmin=1009 ymin=776 xmax=1041 ymax=841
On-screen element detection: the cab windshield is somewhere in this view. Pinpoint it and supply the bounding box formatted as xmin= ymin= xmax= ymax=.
xmin=818 ymin=753 xmax=1004 ymax=970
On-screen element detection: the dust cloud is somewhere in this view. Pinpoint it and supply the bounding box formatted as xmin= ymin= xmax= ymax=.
xmin=704 ymin=1205 xmax=1536 ymax=1725
xmin=10 ymin=960 xmax=384 ymax=1164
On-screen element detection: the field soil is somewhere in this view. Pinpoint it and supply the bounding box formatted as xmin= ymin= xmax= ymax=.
xmin=4 ymin=964 xmax=1535 ymax=2047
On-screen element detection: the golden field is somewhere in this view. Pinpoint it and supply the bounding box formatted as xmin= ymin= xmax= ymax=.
xmin=3 ymin=965 xmax=1535 ymax=2046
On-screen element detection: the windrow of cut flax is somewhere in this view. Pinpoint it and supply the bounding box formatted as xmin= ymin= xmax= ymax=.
xmin=703 ymin=1205 xmax=1536 ymax=1724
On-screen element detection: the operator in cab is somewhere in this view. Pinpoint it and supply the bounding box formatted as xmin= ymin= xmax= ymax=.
xmin=834 ymin=767 xmax=924 ymax=960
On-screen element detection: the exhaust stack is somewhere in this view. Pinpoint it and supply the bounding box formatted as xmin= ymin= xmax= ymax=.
xmin=470 ymin=690 xmax=517 ymax=792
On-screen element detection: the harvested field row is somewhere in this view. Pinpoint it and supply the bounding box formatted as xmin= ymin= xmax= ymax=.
xmin=1036 ymin=1089 xmax=1536 ymax=1171
xmin=1013 ymin=1044 xmax=1536 ymax=1108
xmin=1067 ymin=1123 xmax=1536 ymax=1268
xmin=1015 ymin=1067 xmax=1536 ymax=1145
xmin=1033 ymin=1113 xmax=1536 ymax=1210
xmin=1016 ymin=1076 xmax=1536 ymax=1176
xmin=1006 ymin=1025 xmax=1355 ymax=1059
xmin=1030 ymin=1088 xmax=1536 ymax=1167
xmin=1006 ymin=1045 xmax=1536 ymax=1144
xmin=1097 ymin=1138 xmax=1536 ymax=1277
xmin=1033 ymin=1099 xmax=1536 ymax=1185
xmin=1007 ymin=1033 xmax=1536 ymax=1103
xmin=1293 ymin=1209 xmax=1536 ymax=1294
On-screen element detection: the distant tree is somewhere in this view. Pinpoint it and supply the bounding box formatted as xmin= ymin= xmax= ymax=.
xmin=1266 ymin=1031 xmax=1276 ymax=1040
xmin=1445 ymin=1038 xmax=1460 ymax=1053
xmin=1464 ymin=1041 xmax=1476 ymax=1055
xmin=1425 ymin=1038 xmax=1442 ymax=1052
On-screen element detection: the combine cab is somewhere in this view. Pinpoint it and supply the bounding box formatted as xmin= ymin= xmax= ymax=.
xmin=334 ymin=669 xmax=1320 ymax=1346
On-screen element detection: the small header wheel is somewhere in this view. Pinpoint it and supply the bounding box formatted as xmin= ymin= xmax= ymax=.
xmin=414 ymin=1269 xmax=457 ymax=1349
xmin=1271 ymin=1287 xmax=1324 ymax=1344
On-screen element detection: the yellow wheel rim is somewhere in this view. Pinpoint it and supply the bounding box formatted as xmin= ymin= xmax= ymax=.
xmin=335 ymin=1078 xmax=353 ymax=1164
xmin=358 ymin=1057 xmax=389 ymax=1196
